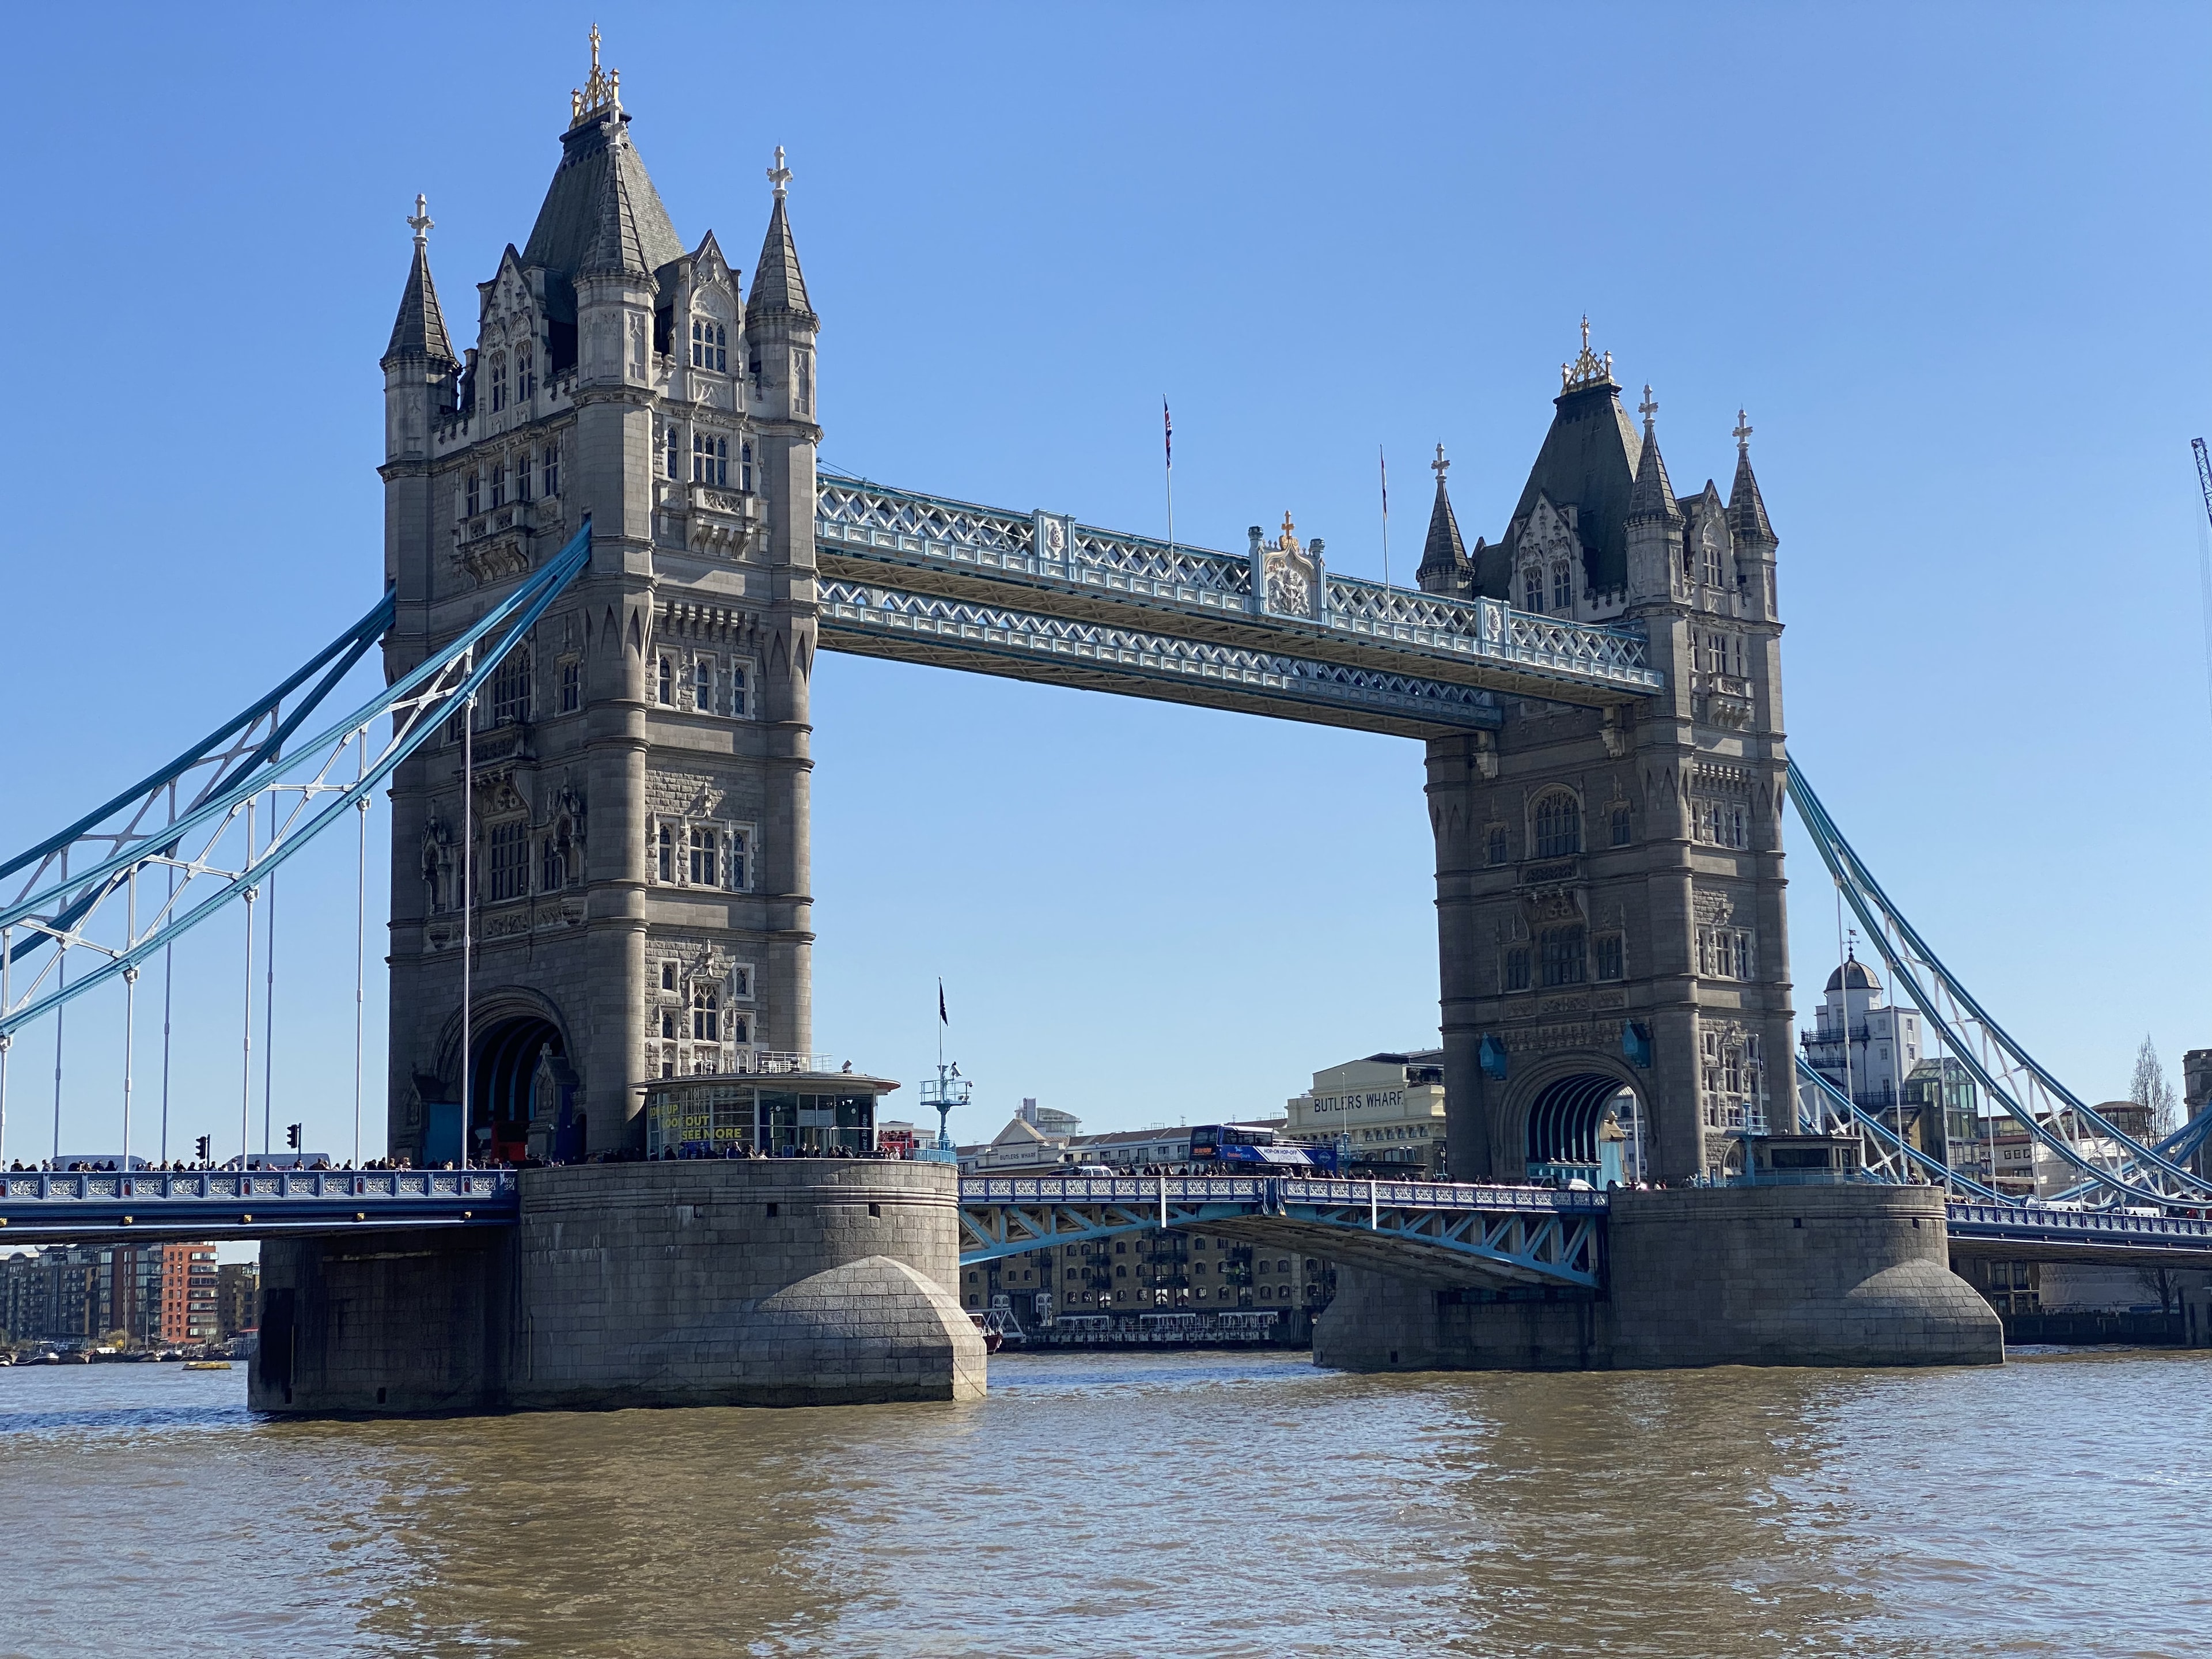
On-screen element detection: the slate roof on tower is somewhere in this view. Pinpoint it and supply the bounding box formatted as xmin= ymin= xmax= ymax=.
xmin=521 ymin=106 xmax=685 ymax=293
xmin=1416 ymin=464 xmax=1470 ymax=590
xmin=1730 ymin=441 xmax=1775 ymax=547
xmin=751 ymin=190 xmax=813 ymax=319
xmin=381 ymin=235 xmax=457 ymax=371
xmin=1478 ymin=375 xmax=1645 ymax=601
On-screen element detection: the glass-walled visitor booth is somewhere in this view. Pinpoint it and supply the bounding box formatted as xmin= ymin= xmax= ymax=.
xmin=642 ymin=1063 xmax=899 ymax=1157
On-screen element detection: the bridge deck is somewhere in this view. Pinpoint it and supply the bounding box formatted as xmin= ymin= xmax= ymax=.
xmin=0 ymin=1169 xmax=518 ymax=1244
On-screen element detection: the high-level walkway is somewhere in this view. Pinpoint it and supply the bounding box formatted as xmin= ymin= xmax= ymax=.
xmin=815 ymin=480 xmax=1665 ymax=738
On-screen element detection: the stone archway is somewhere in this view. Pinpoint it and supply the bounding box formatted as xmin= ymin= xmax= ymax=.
xmin=470 ymin=1015 xmax=566 ymax=1165
xmin=1520 ymin=1070 xmax=1643 ymax=1186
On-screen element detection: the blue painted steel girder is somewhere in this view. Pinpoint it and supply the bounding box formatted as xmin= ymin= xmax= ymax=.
xmin=0 ymin=1168 xmax=519 ymax=1245
xmin=957 ymin=1176 xmax=1604 ymax=1289
xmin=819 ymin=579 xmax=1504 ymax=739
xmin=814 ymin=479 xmax=1665 ymax=717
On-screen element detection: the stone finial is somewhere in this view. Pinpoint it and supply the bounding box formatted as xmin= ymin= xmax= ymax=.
xmin=1638 ymin=384 xmax=1658 ymax=433
xmin=1431 ymin=442 xmax=1449 ymax=483
xmin=1733 ymin=408 xmax=1754 ymax=454
xmin=768 ymin=145 xmax=793 ymax=200
xmin=407 ymin=193 xmax=434 ymax=247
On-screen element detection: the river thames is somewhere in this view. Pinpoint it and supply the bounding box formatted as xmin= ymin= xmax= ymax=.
xmin=2 ymin=1347 xmax=2207 ymax=1657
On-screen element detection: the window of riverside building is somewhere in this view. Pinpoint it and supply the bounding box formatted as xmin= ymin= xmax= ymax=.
xmin=656 ymin=823 xmax=674 ymax=882
xmin=559 ymin=660 xmax=580 ymax=713
xmin=694 ymin=433 xmax=728 ymax=487
xmin=1703 ymin=544 xmax=1724 ymax=589
xmin=514 ymin=448 xmax=532 ymax=502
xmin=740 ymin=441 xmax=754 ymax=493
xmin=663 ymin=426 xmax=679 ymax=480
xmin=1551 ymin=562 xmax=1572 ymax=610
xmin=1505 ymin=947 xmax=1531 ymax=991
xmin=1532 ymin=790 xmax=1581 ymax=858
xmin=490 ymin=353 xmax=507 ymax=413
xmin=729 ymin=665 xmax=748 ymax=718
xmin=1486 ymin=825 xmax=1509 ymax=865
xmin=728 ymin=831 xmax=748 ymax=890
xmin=1539 ymin=925 xmax=1587 ymax=987
xmin=657 ymin=656 xmax=673 ymax=705
xmin=695 ymin=658 xmax=715 ymax=712
xmin=485 ymin=820 xmax=527 ymax=902
xmin=1595 ymin=933 xmax=1624 ymax=981
xmin=1611 ymin=805 xmax=1632 ymax=846
xmin=692 ymin=320 xmax=728 ymax=372
xmin=490 ymin=462 xmax=506 ymax=510
xmin=541 ymin=442 xmax=559 ymax=497
xmin=690 ymin=826 xmax=718 ymax=886
xmin=517 ymin=342 xmax=535 ymax=400
xmin=540 ymin=836 xmax=563 ymax=893
xmin=660 ymin=1007 xmax=676 ymax=1039
xmin=661 ymin=961 xmax=677 ymax=992
xmin=1522 ymin=569 xmax=1542 ymax=613
xmin=465 ymin=471 xmax=480 ymax=517
xmin=692 ymin=983 xmax=719 ymax=1041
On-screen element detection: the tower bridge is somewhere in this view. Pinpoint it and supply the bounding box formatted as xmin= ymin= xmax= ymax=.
xmin=6 ymin=37 xmax=2207 ymax=1410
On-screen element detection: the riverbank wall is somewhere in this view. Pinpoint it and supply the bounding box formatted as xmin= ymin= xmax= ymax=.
xmin=251 ymin=1160 xmax=986 ymax=1415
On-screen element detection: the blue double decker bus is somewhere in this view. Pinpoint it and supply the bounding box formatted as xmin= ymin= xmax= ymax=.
xmin=1187 ymin=1124 xmax=1339 ymax=1175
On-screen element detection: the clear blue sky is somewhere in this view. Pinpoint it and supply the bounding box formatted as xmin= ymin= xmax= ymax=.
xmin=3 ymin=3 xmax=2209 ymax=1166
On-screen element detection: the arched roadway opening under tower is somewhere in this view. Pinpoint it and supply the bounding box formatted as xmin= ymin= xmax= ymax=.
xmin=1523 ymin=1071 xmax=1642 ymax=1187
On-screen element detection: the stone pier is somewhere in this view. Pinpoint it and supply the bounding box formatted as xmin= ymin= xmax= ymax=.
xmin=1313 ymin=1184 xmax=2002 ymax=1373
xmin=252 ymin=1159 xmax=986 ymax=1415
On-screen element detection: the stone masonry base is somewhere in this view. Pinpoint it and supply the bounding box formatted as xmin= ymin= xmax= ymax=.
xmin=1313 ymin=1184 xmax=2002 ymax=1373
xmin=252 ymin=1160 xmax=986 ymax=1415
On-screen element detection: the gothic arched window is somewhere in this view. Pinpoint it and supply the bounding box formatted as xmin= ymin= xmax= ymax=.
xmin=488 ymin=353 xmax=507 ymax=414
xmin=516 ymin=342 xmax=535 ymax=400
xmin=691 ymin=983 xmax=720 ymax=1042
xmin=1532 ymin=790 xmax=1581 ymax=858
xmin=740 ymin=441 xmax=755 ymax=493
xmin=1522 ymin=569 xmax=1543 ymax=613
xmin=1551 ymin=562 xmax=1572 ymax=611
xmin=692 ymin=320 xmax=728 ymax=372
xmin=1539 ymin=925 xmax=1587 ymax=988
xmin=1702 ymin=541 xmax=1725 ymax=589
xmin=663 ymin=425 xmax=679 ymax=481
xmin=693 ymin=433 xmax=728 ymax=487
xmin=1611 ymin=805 xmax=1632 ymax=846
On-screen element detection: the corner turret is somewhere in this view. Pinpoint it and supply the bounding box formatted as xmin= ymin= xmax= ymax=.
xmin=747 ymin=147 xmax=818 ymax=427
xmin=1415 ymin=445 xmax=1471 ymax=596
xmin=1624 ymin=384 xmax=1683 ymax=603
xmin=381 ymin=196 xmax=457 ymax=463
xmin=1728 ymin=411 xmax=1778 ymax=622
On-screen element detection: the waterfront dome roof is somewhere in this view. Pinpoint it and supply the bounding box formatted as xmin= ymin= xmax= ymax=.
xmin=1825 ymin=957 xmax=1881 ymax=994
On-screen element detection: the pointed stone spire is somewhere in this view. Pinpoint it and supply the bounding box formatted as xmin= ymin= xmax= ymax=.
xmin=382 ymin=195 xmax=457 ymax=372
xmin=1626 ymin=384 xmax=1680 ymax=523
xmin=1416 ymin=444 xmax=1472 ymax=592
xmin=1728 ymin=408 xmax=1775 ymax=546
xmin=749 ymin=147 xmax=815 ymax=320
xmin=578 ymin=151 xmax=654 ymax=276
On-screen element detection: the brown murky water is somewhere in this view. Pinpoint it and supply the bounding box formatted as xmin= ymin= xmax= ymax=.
xmin=3 ymin=1348 xmax=2210 ymax=1657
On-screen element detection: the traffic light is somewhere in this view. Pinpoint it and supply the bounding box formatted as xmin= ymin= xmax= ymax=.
xmin=286 ymin=1123 xmax=302 ymax=1150
xmin=194 ymin=1135 xmax=210 ymax=1162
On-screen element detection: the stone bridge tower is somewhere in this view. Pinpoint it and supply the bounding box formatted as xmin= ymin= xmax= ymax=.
xmin=377 ymin=43 xmax=818 ymax=1161
xmin=1417 ymin=330 xmax=1792 ymax=1184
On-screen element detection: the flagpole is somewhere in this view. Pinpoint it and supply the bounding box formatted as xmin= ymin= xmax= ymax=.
xmin=1379 ymin=445 xmax=1391 ymax=590
xmin=1164 ymin=396 xmax=1175 ymax=555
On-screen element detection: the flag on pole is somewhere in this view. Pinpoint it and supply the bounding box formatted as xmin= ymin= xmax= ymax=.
xmin=938 ymin=979 xmax=948 ymax=1025
xmin=1379 ymin=445 xmax=1392 ymax=590
xmin=1163 ymin=397 xmax=1173 ymax=469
